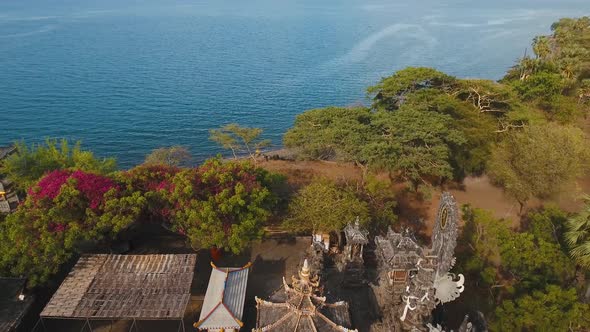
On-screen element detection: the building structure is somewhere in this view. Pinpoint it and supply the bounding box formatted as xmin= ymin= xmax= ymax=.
xmin=254 ymin=259 xmax=357 ymax=332
xmin=0 ymin=145 xmax=19 ymax=213
xmin=195 ymin=262 xmax=251 ymax=332
xmin=374 ymin=192 xmax=464 ymax=331
xmin=38 ymin=254 xmax=196 ymax=331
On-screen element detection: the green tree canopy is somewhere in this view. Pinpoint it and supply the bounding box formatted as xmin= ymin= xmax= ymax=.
xmin=492 ymin=285 xmax=590 ymax=332
xmin=487 ymin=123 xmax=589 ymax=212
xmin=566 ymin=195 xmax=590 ymax=268
xmin=165 ymin=158 xmax=279 ymax=254
xmin=283 ymin=106 xmax=372 ymax=161
xmin=368 ymin=67 xmax=457 ymax=111
xmin=283 ymin=178 xmax=369 ymax=234
xmin=364 ymin=108 xmax=465 ymax=190
xmin=0 ymin=139 xmax=117 ymax=191
xmin=144 ymin=146 xmax=192 ymax=167
xmin=209 ymin=123 xmax=271 ymax=163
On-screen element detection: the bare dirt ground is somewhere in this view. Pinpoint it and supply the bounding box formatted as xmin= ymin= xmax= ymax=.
xmin=259 ymin=158 xmax=590 ymax=232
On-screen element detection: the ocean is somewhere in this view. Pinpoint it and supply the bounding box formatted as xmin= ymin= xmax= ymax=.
xmin=1 ymin=0 xmax=589 ymax=168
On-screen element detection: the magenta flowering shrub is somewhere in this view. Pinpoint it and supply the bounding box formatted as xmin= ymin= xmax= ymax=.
xmin=122 ymin=164 xmax=179 ymax=220
xmin=123 ymin=164 xmax=179 ymax=192
xmin=0 ymin=168 xmax=146 ymax=286
xmin=0 ymin=158 xmax=280 ymax=286
xmin=28 ymin=170 xmax=72 ymax=200
xmin=70 ymin=170 xmax=118 ymax=209
xmin=28 ymin=170 xmax=118 ymax=210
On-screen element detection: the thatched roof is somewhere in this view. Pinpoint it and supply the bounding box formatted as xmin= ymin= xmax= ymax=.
xmin=0 ymin=278 xmax=33 ymax=332
xmin=41 ymin=254 xmax=196 ymax=320
xmin=195 ymin=262 xmax=250 ymax=330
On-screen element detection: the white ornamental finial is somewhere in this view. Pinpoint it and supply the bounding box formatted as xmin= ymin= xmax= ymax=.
xmin=301 ymin=259 xmax=310 ymax=279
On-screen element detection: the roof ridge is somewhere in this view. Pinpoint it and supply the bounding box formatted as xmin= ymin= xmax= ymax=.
xmin=210 ymin=261 xmax=252 ymax=272
xmin=193 ymin=301 xmax=223 ymax=328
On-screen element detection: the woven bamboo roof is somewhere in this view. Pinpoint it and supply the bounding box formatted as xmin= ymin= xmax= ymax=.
xmin=41 ymin=254 xmax=196 ymax=320
xmin=194 ymin=262 xmax=250 ymax=330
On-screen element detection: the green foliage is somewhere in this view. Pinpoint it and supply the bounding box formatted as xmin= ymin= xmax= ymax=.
xmin=526 ymin=205 xmax=569 ymax=243
xmin=511 ymin=71 xmax=564 ymax=101
xmin=460 ymin=205 xmax=576 ymax=294
xmin=492 ymin=285 xmax=590 ymax=332
xmin=368 ymin=67 xmax=457 ymax=111
xmin=283 ymin=107 xmax=372 ymax=161
xmin=0 ymin=171 xmax=145 ymax=286
xmin=166 ymin=158 xmax=278 ymax=254
xmin=285 ymin=67 xmax=530 ymax=183
xmin=503 ymin=16 xmax=590 ymax=122
xmin=209 ymin=123 xmax=271 ymax=162
xmin=0 ymin=139 xmax=116 ymax=191
xmin=499 ymin=231 xmax=575 ymax=292
xmin=144 ymin=146 xmax=192 ymax=167
xmin=353 ymin=175 xmax=398 ymax=231
xmin=364 ymin=108 xmax=465 ymax=189
xmin=458 ymin=206 xmax=509 ymax=286
xmin=566 ymin=195 xmax=590 ymax=268
xmin=283 ymin=178 xmax=369 ymax=234
xmin=487 ymin=124 xmax=589 ymax=209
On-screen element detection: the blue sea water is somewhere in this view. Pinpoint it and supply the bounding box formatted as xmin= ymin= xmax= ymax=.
xmin=1 ymin=0 xmax=589 ymax=168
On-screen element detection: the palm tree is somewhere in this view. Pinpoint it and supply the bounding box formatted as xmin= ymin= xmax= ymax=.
xmin=566 ymin=195 xmax=590 ymax=268
xmin=533 ymin=36 xmax=552 ymax=60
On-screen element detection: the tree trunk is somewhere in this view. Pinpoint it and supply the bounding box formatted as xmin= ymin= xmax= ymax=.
xmin=518 ymin=200 xmax=526 ymax=216
xmin=584 ymin=280 xmax=590 ymax=302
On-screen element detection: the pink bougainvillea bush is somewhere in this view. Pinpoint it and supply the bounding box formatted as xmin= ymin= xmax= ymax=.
xmin=120 ymin=164 xmax=179 ymax=220
xmin=0 ymin=158 xmax=282 ymax=286
xmin=29 ymin=170 xmax=118 ymax=209
xmin=0 ymin=170 xmax=145 ymax=286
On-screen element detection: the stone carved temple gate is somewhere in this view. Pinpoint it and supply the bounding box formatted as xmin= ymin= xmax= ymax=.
xmin=374 ymin=192 xmax=465 ymax=331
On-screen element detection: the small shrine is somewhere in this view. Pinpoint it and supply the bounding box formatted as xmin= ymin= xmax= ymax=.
xmin=374 ymin=192 xmax=465 ymax=331
xmin=254 ymin=259 xmax=357 ymax=332
xmin=342 ymin=218 xmax=369 ymax=265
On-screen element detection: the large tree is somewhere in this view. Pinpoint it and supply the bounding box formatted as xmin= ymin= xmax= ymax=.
xmin=363 ymin=108 xmax=465 ymax=190
xmin=368 ymin=67 xmax=457 ymax=111
xmin=283 ymin=106 xmax=372 ymax=161
xmin=144 ymin=146 xmax=192 ymax=167
xmin=209 ymin=123 xmax=271 ymax=163
xmin=487 ymin=123 xmax=589 ymax=213
xmin=283 ymin=178 xmax=369 ymax=234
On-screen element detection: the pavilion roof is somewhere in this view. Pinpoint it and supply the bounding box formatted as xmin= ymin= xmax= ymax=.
xmin=343 ymin=221 xmax=369 ymax=245
xmin=375 ymin=228 xmax=424 ymax=269
xmin=254 ymin=260 xmax=356 ymax=332
xmin=195 ymin=262 xmax=250 ymax=330
xmin=41 ymin=254 xmax=196 ymax=320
